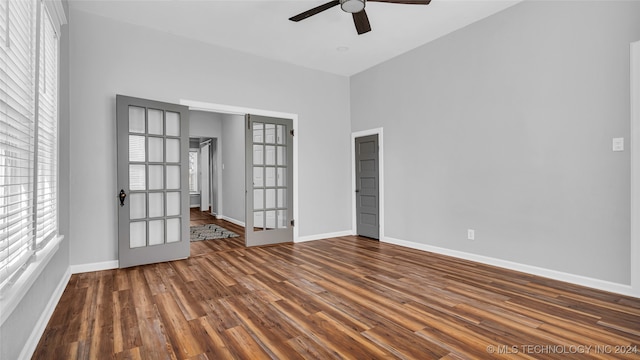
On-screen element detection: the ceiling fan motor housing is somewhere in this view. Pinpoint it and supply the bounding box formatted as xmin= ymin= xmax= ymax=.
xmin=340 ymin=0 xmax=366 ymax=13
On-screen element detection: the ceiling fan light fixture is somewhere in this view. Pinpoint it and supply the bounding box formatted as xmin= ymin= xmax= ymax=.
xmin=340 ymin=0 xmax=365 ymax=14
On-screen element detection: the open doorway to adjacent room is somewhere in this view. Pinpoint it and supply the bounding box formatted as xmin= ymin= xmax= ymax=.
xmin=188 ymin=110 xmax=246 ymax=255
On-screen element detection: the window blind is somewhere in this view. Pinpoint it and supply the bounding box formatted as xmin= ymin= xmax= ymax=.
xmin=35 ymin=6 xmax=56 ymax=247
xmin=0 ymin=0 xmax=58 ymax=290
xmin=0 ymin=0 xmax=37 ymax=288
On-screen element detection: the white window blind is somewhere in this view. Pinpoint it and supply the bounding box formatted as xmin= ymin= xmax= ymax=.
xmin=0 ymin=0 xmax=37 ymax=289
xmin=35 ymin=5 xmax=57 ymax=247
xmin=0 ymin=0 xmax=58 ymax=291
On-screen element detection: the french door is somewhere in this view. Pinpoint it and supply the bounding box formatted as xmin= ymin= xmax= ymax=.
xmin=245 ymin=115 xmax=294 ymax=246
xmin=116 ymin=95 xmax=190 ymax=268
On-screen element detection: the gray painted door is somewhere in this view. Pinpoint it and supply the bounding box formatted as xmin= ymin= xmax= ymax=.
xmin=355 ymin=134 xmax=379 ymax=239
xmin=116 ymin=95 xmax=190 ymax=268
xmin=245 ymin=115 xmax=294 ymax=247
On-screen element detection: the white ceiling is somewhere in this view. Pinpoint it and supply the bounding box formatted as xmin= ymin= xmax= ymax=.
xmin=68 ymin=0 xmax=522 ymax=76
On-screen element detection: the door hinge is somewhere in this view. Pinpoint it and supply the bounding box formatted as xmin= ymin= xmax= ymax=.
xmin=290 ymin=129 xmax=294 ymax=136
xmin=290 ymin=219 xmax=295 ymax=227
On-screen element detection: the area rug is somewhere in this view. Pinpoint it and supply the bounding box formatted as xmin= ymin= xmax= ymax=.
xmin=190 ymin=224 xmax=239 ymax=242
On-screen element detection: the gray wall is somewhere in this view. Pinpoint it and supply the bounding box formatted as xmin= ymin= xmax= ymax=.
xmin=191 ymin=110 xmax=222 ymax=139
xmin=351 ymin=0 xmax=640 ymax=284
xmin=68 ymin=7 xmax=352 ymax=266
xmin=0 ymin=4 xmax=72 ymax=359
xmin=220 ymin=114 xmax=246 ymax=223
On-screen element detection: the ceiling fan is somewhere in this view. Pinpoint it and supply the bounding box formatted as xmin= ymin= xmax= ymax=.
xmin=289 ymin=0 xmax=431 ymax=35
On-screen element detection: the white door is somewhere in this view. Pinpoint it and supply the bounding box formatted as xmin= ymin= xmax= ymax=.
xmin=245 ymin=115 xmax=294 ymax=246
xmin=116 ymin=95 xmax=190 ymax=268
xmin=200 ymin=143 xmax=209 ymax=212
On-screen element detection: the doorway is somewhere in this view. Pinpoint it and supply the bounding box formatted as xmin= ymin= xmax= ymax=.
xmin=181 ymin=99 xmax=299 ymax=244
xmin=117 ymin=97 xmax=299 ymax=268
xmin=188 ymin=110 xmax=247 ymax=254
xmin=188 ymin=137 xmax=215 ymax=213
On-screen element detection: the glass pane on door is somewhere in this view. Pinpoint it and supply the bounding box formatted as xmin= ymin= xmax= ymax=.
xmin=167 ymin=218 xmax=181 ymax=243
xmin=129 ymin=106 xmax=146 ymax=133
xmin=149 ymin=220 xmax=164 ymax=246
xmin=130 ymin=221 xmax=146 ymax=248
xmin=149 ymin=192 xmax=164 ymax=218
xmin=148 ymin=109 xmax=163 ymax=135
xmin=148 ymin=137 xmax=164 ymax=162
xmin=166 ymin=112 xmax=180 ymax=136
xmin=167 ymin=192 xmax=181 ymax=216
xmin=130 ymin=165 xmax=146 ymax=190
xmin=148 ymin=165 xmax=164 ymax=190
xmin=130 ymin=193 xmax=146 ymax=220
xmin=166 ymin=139 xmax=180 ymax=163
xmin=129 ymin=136 xmax=145 ymax=162
xmin=166 ymin=166 xmax=180 ymax=189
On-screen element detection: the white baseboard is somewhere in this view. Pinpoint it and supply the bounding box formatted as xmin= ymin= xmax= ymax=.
xmin=297 ymin=230 xmax=354 ymax=243
xmin=382 ymin=236 xmax=636 ymax=298
xmin=70 ymin=260 xmax=119 ymax=274
xmin=217 ymin=215 xmax=245 ymax=228
xmin=19 ymin=266 xmax=71 ymax=360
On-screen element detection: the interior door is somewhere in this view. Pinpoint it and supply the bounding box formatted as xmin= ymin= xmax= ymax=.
xmin=245 ymin=115 xmax=293 ymax=246
xmin=116 ymin=95 xmax=190 ymax=268
xmin=355 ymin=134 xmax=379 ymax=239
xmin=200 ymin=142 xmax=210 ymax=212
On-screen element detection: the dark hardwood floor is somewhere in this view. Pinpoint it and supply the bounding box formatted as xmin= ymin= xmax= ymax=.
xmin=33 ymin=212 xmax=640 ymax=359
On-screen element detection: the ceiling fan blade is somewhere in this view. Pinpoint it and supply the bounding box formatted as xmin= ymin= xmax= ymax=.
xmin=289 ymin=1 xmax=340 ymax=22
xmin=368 ymin=0 xmax=431 ymax=4
xmin=352 ymin=10 xmax=371 ymax=35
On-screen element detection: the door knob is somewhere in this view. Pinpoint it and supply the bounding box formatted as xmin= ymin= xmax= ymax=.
xmin=119 ymin=189 xmax=127 ymax=207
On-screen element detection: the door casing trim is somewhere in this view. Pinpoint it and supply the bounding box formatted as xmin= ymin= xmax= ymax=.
xmin=180 ymin=99 xmax=299 ymax=242
xmin=351 ymin=128 xmax=384 ymax=239
xmin=630 ymin=40 xmax=640 ymax=297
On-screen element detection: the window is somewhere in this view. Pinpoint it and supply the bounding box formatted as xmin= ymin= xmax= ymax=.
xmin=0 ymin=0 xmax=60 ymax=294
xmin=189 ymin=150 xmax=198 ymax=193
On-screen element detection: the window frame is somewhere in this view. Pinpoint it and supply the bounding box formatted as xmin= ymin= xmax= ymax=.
xmin=0 ymin=0 xmax=66 ymax=326
xmin=189 ymin=149 xmax=199 ymax=194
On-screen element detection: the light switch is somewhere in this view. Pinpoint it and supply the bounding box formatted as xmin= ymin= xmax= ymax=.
xmin=613 ymin=138 xmax=624 ymax=152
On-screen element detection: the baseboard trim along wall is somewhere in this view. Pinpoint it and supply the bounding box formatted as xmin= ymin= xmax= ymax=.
xmin=382 ymin=236 xmax=635 ymax=298
xmin=217 ymin=215 xmax=245 ymax=228
xmin=70 ymin=260 xmax=119 ymax=274
xmin=19 ymin=267 xmax=71 ymax=360
xmin=296 ymin=230 xmax=353 ymax=243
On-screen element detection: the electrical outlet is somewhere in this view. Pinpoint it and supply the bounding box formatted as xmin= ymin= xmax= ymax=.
xmin=467 ymin=229 xmax=475 ymax=240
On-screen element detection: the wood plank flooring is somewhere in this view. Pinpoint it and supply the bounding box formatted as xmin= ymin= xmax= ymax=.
xmin=33 ymin=211 xmax=640 ymax=359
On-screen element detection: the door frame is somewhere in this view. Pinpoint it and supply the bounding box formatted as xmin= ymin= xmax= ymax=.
xmin=351 ymin=128 xmax=384 ymax=239
xmin=180 ymin=99 xmax=299 ymax=243
xmin=631 ymin=40 xmax=640 ymax=297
